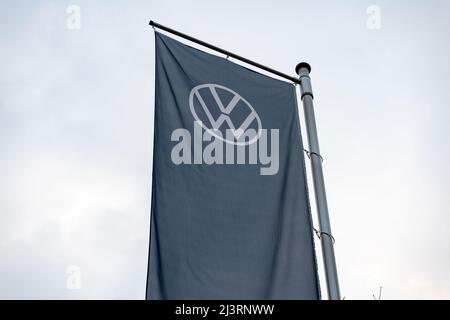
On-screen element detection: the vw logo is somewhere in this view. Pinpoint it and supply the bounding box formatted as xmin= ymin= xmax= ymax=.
xmin=189 ymin=84 xmax=262 ymax=146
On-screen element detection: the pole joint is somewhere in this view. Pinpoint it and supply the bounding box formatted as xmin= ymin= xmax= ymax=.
xmin=295 ymin=62 xmax=314 ymax=99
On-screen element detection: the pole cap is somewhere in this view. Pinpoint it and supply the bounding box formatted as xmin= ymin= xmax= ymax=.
xmin=295 ymin=62 xmax=311 ymax=75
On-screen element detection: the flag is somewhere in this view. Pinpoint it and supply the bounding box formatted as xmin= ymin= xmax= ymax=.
xmin=146 ymin=32 xmax=320 ymax=299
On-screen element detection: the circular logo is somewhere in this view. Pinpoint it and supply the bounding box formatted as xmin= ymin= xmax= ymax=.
xmin=189 ymin=84 xmax=262 ymax=146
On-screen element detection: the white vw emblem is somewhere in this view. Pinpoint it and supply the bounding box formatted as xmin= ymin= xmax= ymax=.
xmin=189 ymin=84 xmax=262 ymax=146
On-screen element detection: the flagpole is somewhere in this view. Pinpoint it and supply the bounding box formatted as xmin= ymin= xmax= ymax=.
xmin=296 ymin=62 xmax=341 ymax=300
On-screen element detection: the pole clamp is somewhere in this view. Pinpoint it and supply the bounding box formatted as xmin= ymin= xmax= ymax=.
xmin=303 ymin=148 xmax=323 ymax=163
xmin=299 ymin=74 xmax=314 ymax=99
xmin=313 ymin=228 xmax=336 ymax=244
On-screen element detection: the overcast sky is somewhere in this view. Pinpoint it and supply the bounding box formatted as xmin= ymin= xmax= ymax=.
xmin=1 ymin=0 xmax=449 ymax=299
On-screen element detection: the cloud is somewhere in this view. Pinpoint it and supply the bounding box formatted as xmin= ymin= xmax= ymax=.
xmin=1 ymin=0 xmax=450 ymax=299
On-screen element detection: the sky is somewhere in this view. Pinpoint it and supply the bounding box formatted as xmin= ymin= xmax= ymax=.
xmin=0 ymin=0 xmax=449 ymax=299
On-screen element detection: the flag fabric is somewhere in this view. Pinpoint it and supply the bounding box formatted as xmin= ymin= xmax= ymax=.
xmin=146 ymin=32 xmax=320 ymax=299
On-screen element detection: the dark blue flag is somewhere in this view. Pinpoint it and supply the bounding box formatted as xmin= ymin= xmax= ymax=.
xmin=146 ymin=32 xmax=320 ymax=299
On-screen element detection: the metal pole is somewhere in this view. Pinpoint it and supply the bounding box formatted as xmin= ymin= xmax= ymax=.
xmin=296 ymin=62 xmax=341 ymax=300
xmin=149 ymin=20 xmax=301 ymax=84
